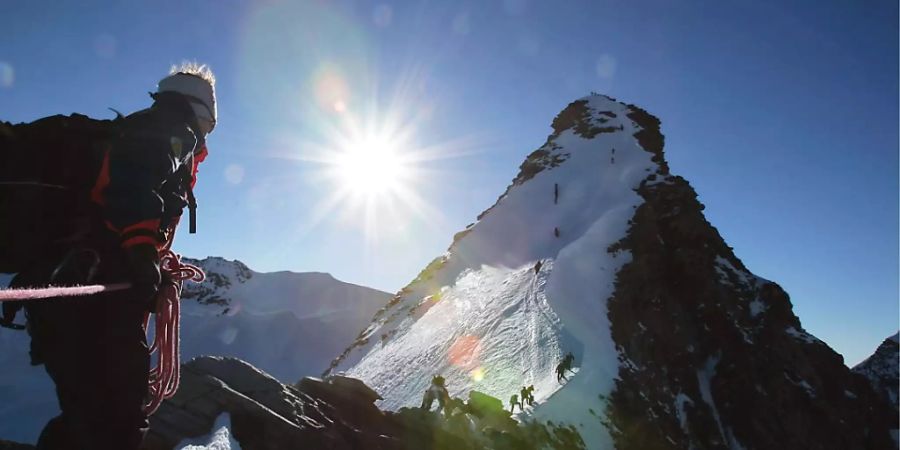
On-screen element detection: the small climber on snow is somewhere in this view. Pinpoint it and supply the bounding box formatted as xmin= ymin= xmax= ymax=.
xmin=421 ymin=375 xmax=451 ymax=415
xmin=0 ymin=63 xmax=216 ymax=450
xmin=556 ymin=352 xmax=576 ymax=382
xmin=510 ymin=393 xmax=519 ymax=413
xmin=519 ymin=386 xmax=530 ymax=409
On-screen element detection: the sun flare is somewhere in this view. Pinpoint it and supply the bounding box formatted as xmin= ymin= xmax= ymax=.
xmin=335 ymin=136 xmax=408 ymax=196
xmin=280 ymin=62 xmax=481 ymax=243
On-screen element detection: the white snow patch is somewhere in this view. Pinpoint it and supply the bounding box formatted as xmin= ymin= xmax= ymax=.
xmin=696 ymin=356 xmax=745 ymax=450
xmin=785 ymin=326 xmax=822 ymax=345
xmin=783 ymin=372 xmax=817 ymax=398
xmin=714 ymin=256 xmax=751 ymax=289
xmin=674 ymin=393 xmax=694 ymax=440
xmin=748 ymin=299 xmax=766 ymax=317
xmin=177 ymin=413 xmax=242 ymax=450
xmin=736 ymin=325 xmax=754 ymax=344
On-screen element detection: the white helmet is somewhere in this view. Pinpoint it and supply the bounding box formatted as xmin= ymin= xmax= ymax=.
xmin=157 ymin=67 xmax=216 ymax=134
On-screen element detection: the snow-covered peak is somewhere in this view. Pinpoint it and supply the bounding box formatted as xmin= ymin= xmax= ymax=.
xmin=326 ymin=94 xmax=668 ymax=448
xmin=371 ymin=95 xmax=660 ymax=326
xmin=181 ymin=256 xmax=359 ymax=320
xmin=174 ymin=256 xmax=391 ymax=381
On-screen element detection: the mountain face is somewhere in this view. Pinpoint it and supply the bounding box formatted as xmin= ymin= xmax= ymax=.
xmin=325 ymin=95 xmax=897 ymax=449
xmin=0 ymin=260 xmax=389 ymax=444
xmin=179 ymin=257 xmax=391 ymax=382
xmin=853 ymin=333 xmax=899 ymax=418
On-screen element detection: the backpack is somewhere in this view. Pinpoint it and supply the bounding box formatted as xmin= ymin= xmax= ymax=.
xmin=0 ymin=113 xmax=121 ymax=273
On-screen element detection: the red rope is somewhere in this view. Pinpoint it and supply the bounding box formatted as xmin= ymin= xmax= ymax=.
xmin=142 ymin=249 xmax=204 ymax=415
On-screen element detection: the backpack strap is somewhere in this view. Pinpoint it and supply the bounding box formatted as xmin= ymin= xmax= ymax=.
xmin=157 ymin=154 xmax=199 ymax=236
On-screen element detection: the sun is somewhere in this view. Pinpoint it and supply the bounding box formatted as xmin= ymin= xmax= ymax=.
xmin=335 ymin=135 xmax=407 ymax=196
xmin=303 ymin=119 xmax=437 ymax=242
xmin=279 ymin=66 xmax=480 ymax=242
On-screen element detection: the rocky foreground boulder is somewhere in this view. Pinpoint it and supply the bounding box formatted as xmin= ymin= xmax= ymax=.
xmin=142 ymin=356 xmax=583 ymax=450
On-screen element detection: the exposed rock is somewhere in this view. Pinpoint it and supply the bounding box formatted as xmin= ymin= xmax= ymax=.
xmin=853 ymin=333 xmax=899 ymax=417
xmin=145 ymin=356 xmax=584 ymax=450
xmin=604 ymin=118 xmax=895 ymax=448
xmin=144 ymin=356 xmax=350 ymax=450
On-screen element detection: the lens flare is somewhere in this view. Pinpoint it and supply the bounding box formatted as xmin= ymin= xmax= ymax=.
xmin=448 ymin=335 xmax=482 ymax=369
xmin=313 ymin=65 xmax=352 ymax=113
xmin=0 ymin=62 xmax=13 ymax=88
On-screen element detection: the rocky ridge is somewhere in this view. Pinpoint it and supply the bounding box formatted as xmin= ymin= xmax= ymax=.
xmin=143 ymin=356 xmax=584 ymax=450
xmin=853 ymin=333 xmax=899 ymax=417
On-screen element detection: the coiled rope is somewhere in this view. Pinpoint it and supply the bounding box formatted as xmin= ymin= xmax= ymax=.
xmin=143 ymin=249 xmax=204 ymax=415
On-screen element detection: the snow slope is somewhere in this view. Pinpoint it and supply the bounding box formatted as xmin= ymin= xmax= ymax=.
xmin=329 ymin=95 xmax=660 ymax=449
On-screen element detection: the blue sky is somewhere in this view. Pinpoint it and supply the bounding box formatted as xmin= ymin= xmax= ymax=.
xmin=1 ymin=0 xmax=896 ymax=365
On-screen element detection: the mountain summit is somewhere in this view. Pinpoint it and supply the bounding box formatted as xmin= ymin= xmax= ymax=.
xmin=326 ymin=94 xmax=896 ymax=449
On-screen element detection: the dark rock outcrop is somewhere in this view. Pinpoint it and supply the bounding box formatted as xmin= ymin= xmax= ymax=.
xmin=145 ymin=357 xmax=584 ymax=450
xmin=603 ymin=108 xmax=895 ymax=449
